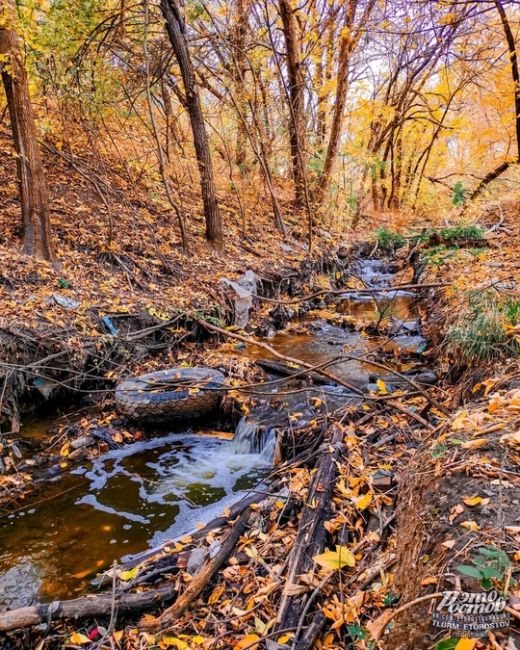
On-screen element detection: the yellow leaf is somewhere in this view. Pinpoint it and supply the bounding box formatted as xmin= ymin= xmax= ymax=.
xmin=234 ymin=634 xmax=260 ymax=650
xmin=60 ymin=441 xmax=70 ymax=457
xmin=455 ymin=639 xmax=478 ymax=650
xmin=159 ymin=637 xmax=188 ymax=649
xmin=461 ymin=438 xmax=489 ymax=449
xmin=68 ymin=632 xmax=91 ymax=645
xmin=460 ymin=520 xmax=480 ymax=532
xmin=120 ymin=566 xmax=139 ymax=581
xmin=376 ymin=378 xmax=388 ymax=395
xmin=313 ymin=545 xmax=356 ymax=570
xmin=463 ymin=495 xmax=489 ymax=507
xmin=208 ymin=585 xmax=225 ymax=604
xmin=277 ymin=634 xmax=294 ymax=644
xmin=355 ymin=493 xmax=373 ymax=510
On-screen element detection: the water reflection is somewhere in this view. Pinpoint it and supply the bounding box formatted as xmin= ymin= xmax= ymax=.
xmin=0 ymin=433 xmax=269 ymax=608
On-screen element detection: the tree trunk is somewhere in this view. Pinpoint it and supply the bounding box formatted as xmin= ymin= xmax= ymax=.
xmin=314 ymin=0 xmax=376 ymax=207
xmin=496 ymin=0 xmax=520 ymax=160
xmin=0 ymin=1 xmax=54 ymax=260
xmin=160 ymin=0 xmax=223 ymax=245
xmin=279 ymin=0 xmax=306 ymax=208
xmin=465 ymin=1 xmax=520 ymax=206
xmin=231 ymin=0 xmax=249 ymax=170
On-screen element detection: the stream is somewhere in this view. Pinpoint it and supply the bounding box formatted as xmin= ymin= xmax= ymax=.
xmin=0 ymin=259 xmax=426 ymax=611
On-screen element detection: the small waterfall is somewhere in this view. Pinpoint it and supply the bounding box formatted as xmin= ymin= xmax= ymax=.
xmin=231 ymin=416 xmax=275 ymax=462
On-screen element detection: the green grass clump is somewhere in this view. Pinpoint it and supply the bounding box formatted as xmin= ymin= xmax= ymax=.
xmin=503 ymin=298 xmax=520 ymax=326
xmin=423 ymin=245 xmax=459 ymax=266
xmin=375 ymin=228 xmax=406 ymax=252
xmin=445 ymin=291 xmax=520 ymax=362
xmin=411 ymin=223 xmax=486 ymax=246
xmin=438 ymin=224 xmax=485 ymax=241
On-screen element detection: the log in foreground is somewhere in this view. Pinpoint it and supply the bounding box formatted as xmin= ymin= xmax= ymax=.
xmin=0 ymin=585 xmax=175 ymax=633
xmin=275 ymin=424 xmax=344 ymax=641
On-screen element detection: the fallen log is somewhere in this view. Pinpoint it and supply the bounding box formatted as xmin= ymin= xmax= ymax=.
xmin=275 ymin=424 xmax=344 ymax=638
xmin=294 ymin=611 xmax=326 ymax=650
xmin=255 ymin=358 xmax=334 ymax=386
xmin=0 ymin=584 xmax=175 ymax=633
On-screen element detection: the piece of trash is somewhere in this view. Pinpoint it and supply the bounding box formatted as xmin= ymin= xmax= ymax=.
xmin=53 ymin=294 xmax=80 ymax=309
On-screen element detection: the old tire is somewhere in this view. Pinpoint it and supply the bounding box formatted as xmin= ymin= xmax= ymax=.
xmin=115 ymin=367 xmax=225 ymax=423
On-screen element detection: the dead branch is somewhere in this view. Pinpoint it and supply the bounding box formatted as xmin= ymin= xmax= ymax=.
xmin=144 ymin=509 xmax=251 ymax=630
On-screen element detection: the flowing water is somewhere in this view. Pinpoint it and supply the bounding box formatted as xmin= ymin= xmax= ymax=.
xmin=0 ymin=258 xmax=425 ymax=611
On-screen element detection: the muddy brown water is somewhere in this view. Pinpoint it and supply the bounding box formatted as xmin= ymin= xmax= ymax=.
xmin=0 ymin=260 xmax=424 ymax=610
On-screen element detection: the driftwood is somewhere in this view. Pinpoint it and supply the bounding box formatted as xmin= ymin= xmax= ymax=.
xmin=0 ymin=585 xmax=175 ymax=633
xmin=144 ymin=509 xmax=251 ymax=630
xmin=275 ymin=424 xmax=344 ymax=638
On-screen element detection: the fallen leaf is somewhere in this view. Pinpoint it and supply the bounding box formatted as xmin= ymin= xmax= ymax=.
xmin=234 ymin=634 xmax=260 ymax=650
xmin=366 ymin=609 xmax=394 ymax=641
xmin=159 ymin=637 xmax=188 ymax=649
xmin=455 ymin=639 xmax=478 ymax=650
xmin=461 ymin=438 xmax=489 ymax=449
xmin=463 ymin=495 xmax=490 ymax=507
xmin=120 ymin=566 xmax=139 ymax=581
xmin=314 ymin=545 xmax=356 ymax=570
xmin=68 ymin=632 xmax=91 ymax=645
xmin=355 ymin=493 xmax=373 ymax=510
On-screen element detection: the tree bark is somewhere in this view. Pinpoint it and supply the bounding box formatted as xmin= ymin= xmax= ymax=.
xmin=465 ymin=1 xmax=520 ymax=205
xmin=279 ymin=0 xmax=306 ymax=208
xmin=231 ymin=0 xmax=249 ymax=170
xmin=496 ymin=0 xmax=520 ymax=160
xmin=0 ymin=1 xmax=54 ymax=260
xmin=160 ymin=0 xmax=223 ymax=245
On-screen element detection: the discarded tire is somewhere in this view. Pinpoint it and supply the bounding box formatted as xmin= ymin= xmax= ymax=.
xmin=115 ymin=367 xmax=226 ymax=423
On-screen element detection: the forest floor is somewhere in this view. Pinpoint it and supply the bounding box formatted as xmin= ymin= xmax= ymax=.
xmin=0 ymin=140 xmax=519 ymax=649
